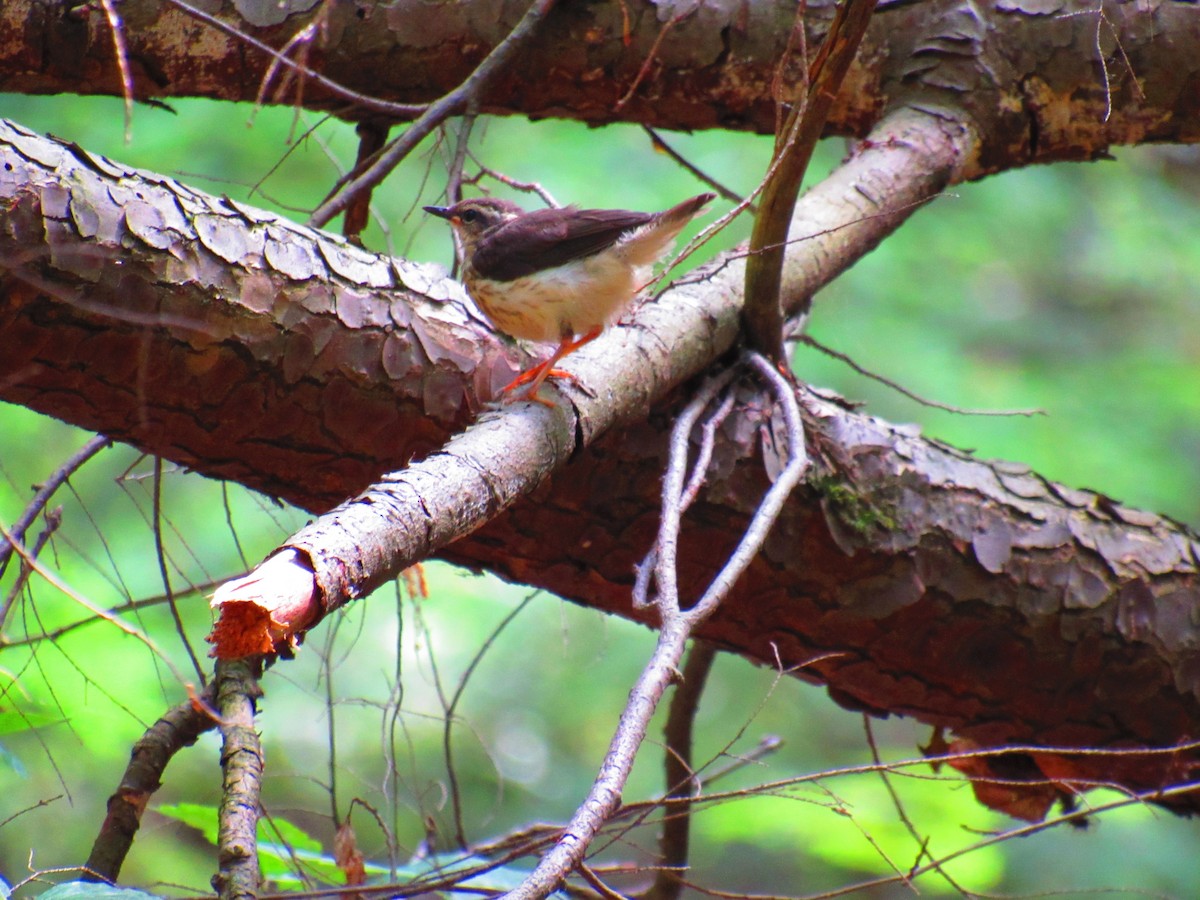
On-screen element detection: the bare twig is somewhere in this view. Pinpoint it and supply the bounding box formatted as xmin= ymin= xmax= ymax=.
xmin=446 ymin=110 xmax=478 ymax=207
xmin=862 ymin=717 xmax=968 ymax=895
xmin=799 ymin=779 xmax=1200 ymax=900
xmin=153 ymin=457 xmax=207 ymax=684
xmin=688 ymin=352 xmax=809 ymax=615
xmin=631 ymin=378 xmax=736 ymax=609
xmin=321 ymin=626 xmax=342 ymax=832
xmin=577 ymin=862 xmax=630 ymax=900
xmin=214 ymin=657 xmax=265 ymax=900
xmin=701 ymin=734 xmax=784 ymax=785
xmin=464 ymin=157 xmax=561 ymax=207
xmin=615 ymin=3 xmax=700 ymax=110
xmin=500 ymin=614 xmax=694 ymax=900
xmin=0 ymin=506 xmax=61 ymax=629
xmin=643 ymin=127 xmax=755 ymax=213
xmin=0 ymin=434 xmax=110 ymax=579
xmin=642 ymin=366 xmax=741 ymax=610
xmin=0 ymin=519 xmax=188 ymax=685
xmin=797 ymin=334 xmax=1045 ymax=417
xmin=254 ymin=3 xmax=331 ymax=129
xmin=165 ymin=0 xmax=425 ymax=118
xmin=442 ymin=595 xmax=534 ymax=849
xmin=503 ymin=351 xmax=810 ymax=900
xmin=1 ymin=575 xmax=230 ymax=651
xmin=1057 ymin=6 xmax=1145 ymax=123
xmin=381 ymin=585 xmax=407 ymax=877
xmin=308 ymin=0 xmax=559 ymax=228
xmin=647 ymin=640 xmax=717 ymax=900
xmin=83 ymin=683 xmax=219 ymax=883
xmin=93 ymin=0 xmax=134 ymax=141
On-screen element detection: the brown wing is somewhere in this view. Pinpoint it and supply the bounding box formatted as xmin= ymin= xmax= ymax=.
xmin=469 ymin=206 xmax=654 ymax=282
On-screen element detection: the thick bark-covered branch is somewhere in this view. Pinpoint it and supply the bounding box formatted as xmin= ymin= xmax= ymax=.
xmin=0 ymin=108 xmax=955 ymax=507
xmin=5 ymin=103 xmax=1200 ymax=817
xmin=2 ymin=1 xmax=1196 ymax=175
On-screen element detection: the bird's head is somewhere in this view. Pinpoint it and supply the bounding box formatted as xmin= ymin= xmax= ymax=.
xmin=424 ymin=197 xmax=524 ymax=256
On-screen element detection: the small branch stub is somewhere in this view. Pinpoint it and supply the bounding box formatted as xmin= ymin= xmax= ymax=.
xmin=208 ymin=549 xmax=318 ymax=658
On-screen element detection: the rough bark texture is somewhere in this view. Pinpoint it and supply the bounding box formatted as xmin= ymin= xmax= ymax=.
xmin=4 ymin=0 xmax=1200 ymax=816
xmin=2 ymin=1 xmax=1195 ymax=176
xmin=3 ymin=112 xmax=1200 ymax=812
xmin=84 ymin=687 xmax=218 ymax=883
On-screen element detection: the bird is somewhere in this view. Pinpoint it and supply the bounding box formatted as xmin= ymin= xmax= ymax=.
xmin=424 ymin=191 xmax=716 ymax=406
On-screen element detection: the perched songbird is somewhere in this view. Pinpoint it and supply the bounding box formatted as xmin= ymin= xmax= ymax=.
xmin=424 ymin=192 xmax=716 ymax=405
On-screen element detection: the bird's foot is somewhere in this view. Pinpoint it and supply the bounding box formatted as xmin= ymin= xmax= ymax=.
xmin=501 ymin=367 xmax=578 ymax=407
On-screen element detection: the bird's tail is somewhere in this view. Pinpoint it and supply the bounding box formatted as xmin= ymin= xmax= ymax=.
xmin=658 ymin=192 xmax=718 ymax=228
xmin=621 ymin=192 xmax=717 ymax=268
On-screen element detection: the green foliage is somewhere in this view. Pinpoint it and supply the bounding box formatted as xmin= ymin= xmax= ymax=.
xmin=31 ymin=884 xmax=159 ymax=900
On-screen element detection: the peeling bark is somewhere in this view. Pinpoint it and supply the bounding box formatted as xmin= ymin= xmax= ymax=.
xmin=5 ymin=0 xmax=1200 ymax=818
xmin=5 ymin=107 xmax=1200 ymax=813
xmin=2 ymin=1 xmax=1196 ymax=175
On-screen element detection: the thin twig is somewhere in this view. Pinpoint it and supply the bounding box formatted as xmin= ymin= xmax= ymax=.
xmin=797 ymin=334 xmax=1044 ymax=417
xmin=443 ymin=596 xmax=534 ymax=849
xmin=0 ymin=507 xmax=61 ymax=628
xmin=153 ymin=457 xmax=207 ymax=685
xmin=687 ymin=352 xmax=809 ymax=617
xmin=505 ymin=351 xmax=810 ymax=900
xmin=615 ymin=3 xmax=700 ymax=110
xmin=342 ymin=120 xmax=392 ymax=242
xmin=862 ymin=716 xmax=969 ymax=895
xmin=82 ymin=683 xmax=219 ymax=883
xmin=322 ymin=626 xmax=342 ymax=831
xmin=701 ymin=734 xmax=784 ymax=785
xmin=0 ymin=519 xmax=188 ymax=685
xmin=649 ymin=366 xmax=742 ymax=611
xmin=308 ymin=0 xmax=559 ymax=228
xmin=1 ymin=575 xmax=230 ymax=651
xmin=0 ymin=434 xmax=110 ymax=579
xmin=647 ymin=640 xmax=717 ymax=900
xmin=0 ymin=794 xmax=65 ymax=832
xmin=381 ymin=584 xmax=407 ymax=877
xmin=254 ymin=4 xmax=330 ymax=127
xmin=633 ymin=369 xmax=738 ymax=609
xmin=165 ymin=0 xmax=425 ymax=118
xmin=446 ymin=109 xmax=478 ymax=207
xmin=643 ymin=127 xmax=755 ymax=213
xmin=577 ymin=862 xmax=631 ymax=900
xmin=464 ymin=157 xmax=561 ymax=207
xmin=95 ymin=0 xmax=134 ymax=141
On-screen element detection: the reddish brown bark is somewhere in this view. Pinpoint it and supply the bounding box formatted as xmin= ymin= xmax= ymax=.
xmin=4 ymin=1 xmax=1200 ymax=819
xmin=2 ymin=1 xmax=1196 ymax=174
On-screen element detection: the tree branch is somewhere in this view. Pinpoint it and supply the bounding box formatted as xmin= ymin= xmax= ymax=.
xmin=0 ymin=434 xmax=110 ymax=580
xmin=742 ymin=0 xmax=878 ymax=359
xmin=307 ymin=0 xmax=559 ymax=228
xmin=502 ymin=351 xmax=809 ymax=899
xmin=214 ymin=658 xmax=265 ymax=900
xmin=83 ymin=684 xmax=220 ymax=883
xmin=647 ymin=640 xmax=717 ymax=900
xmin=6 ymin=105 xmax=1200 ymax=813
xmin=3 ymin=1 xmax=1190 ymax=173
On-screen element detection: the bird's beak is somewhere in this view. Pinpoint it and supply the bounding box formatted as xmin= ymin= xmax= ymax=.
xmin=423 ymin=205 xmax=453 ymax=219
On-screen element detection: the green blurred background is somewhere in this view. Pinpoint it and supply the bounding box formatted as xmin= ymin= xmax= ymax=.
xmin=1 ymin=92 xmax=1199 ymax=897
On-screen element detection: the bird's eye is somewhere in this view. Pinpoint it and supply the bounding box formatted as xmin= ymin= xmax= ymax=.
xmin=460 ymin=209 xmax=479 ymax=224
